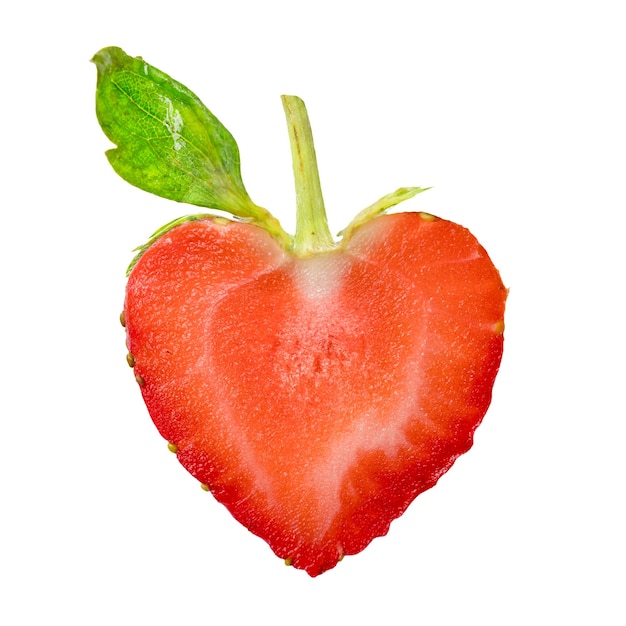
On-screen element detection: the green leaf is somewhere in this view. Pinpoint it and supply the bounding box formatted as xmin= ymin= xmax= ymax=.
xmin=92 ymin=47 xmax=289 ymax=244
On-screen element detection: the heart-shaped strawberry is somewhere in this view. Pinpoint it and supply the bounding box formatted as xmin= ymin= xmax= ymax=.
xmin=94 ymin=47 xmax=506 ymax=576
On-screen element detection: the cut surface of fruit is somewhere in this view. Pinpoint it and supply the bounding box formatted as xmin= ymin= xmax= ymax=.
xmin=124 ymin=212 xmax=506 ymax=576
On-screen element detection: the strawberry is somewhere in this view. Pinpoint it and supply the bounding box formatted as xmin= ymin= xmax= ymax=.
xmin=94 ymin=47 xmax=507 ymax=576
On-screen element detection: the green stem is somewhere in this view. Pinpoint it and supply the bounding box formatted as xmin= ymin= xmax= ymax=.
xmin=281 ymin=96 xmax=335 ymax=255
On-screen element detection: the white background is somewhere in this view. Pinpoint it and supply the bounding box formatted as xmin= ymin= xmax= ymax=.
xmin=2 ymin=1 xmax=624 ymax=623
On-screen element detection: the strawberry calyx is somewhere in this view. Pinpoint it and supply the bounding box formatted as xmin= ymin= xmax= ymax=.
xmin=93 ymin=47 xmax=430 ymax=262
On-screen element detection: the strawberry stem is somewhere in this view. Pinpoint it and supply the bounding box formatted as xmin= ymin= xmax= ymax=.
xmin=282 ymin=96 xmax=335 ymax=255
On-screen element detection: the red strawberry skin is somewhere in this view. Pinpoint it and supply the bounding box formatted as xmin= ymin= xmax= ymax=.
xmin=124 ymin=211 xmax=506 ymax=576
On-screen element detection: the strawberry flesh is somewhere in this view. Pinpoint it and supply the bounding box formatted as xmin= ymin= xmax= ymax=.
xmin=124 ymin=212 xmax=506 ymax=576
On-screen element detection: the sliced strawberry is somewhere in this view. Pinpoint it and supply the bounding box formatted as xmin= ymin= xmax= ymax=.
xmin=125 ymin=212 xmax=505 ymax=576
xmin=94 ymin=48 xmax=506 ymax=576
